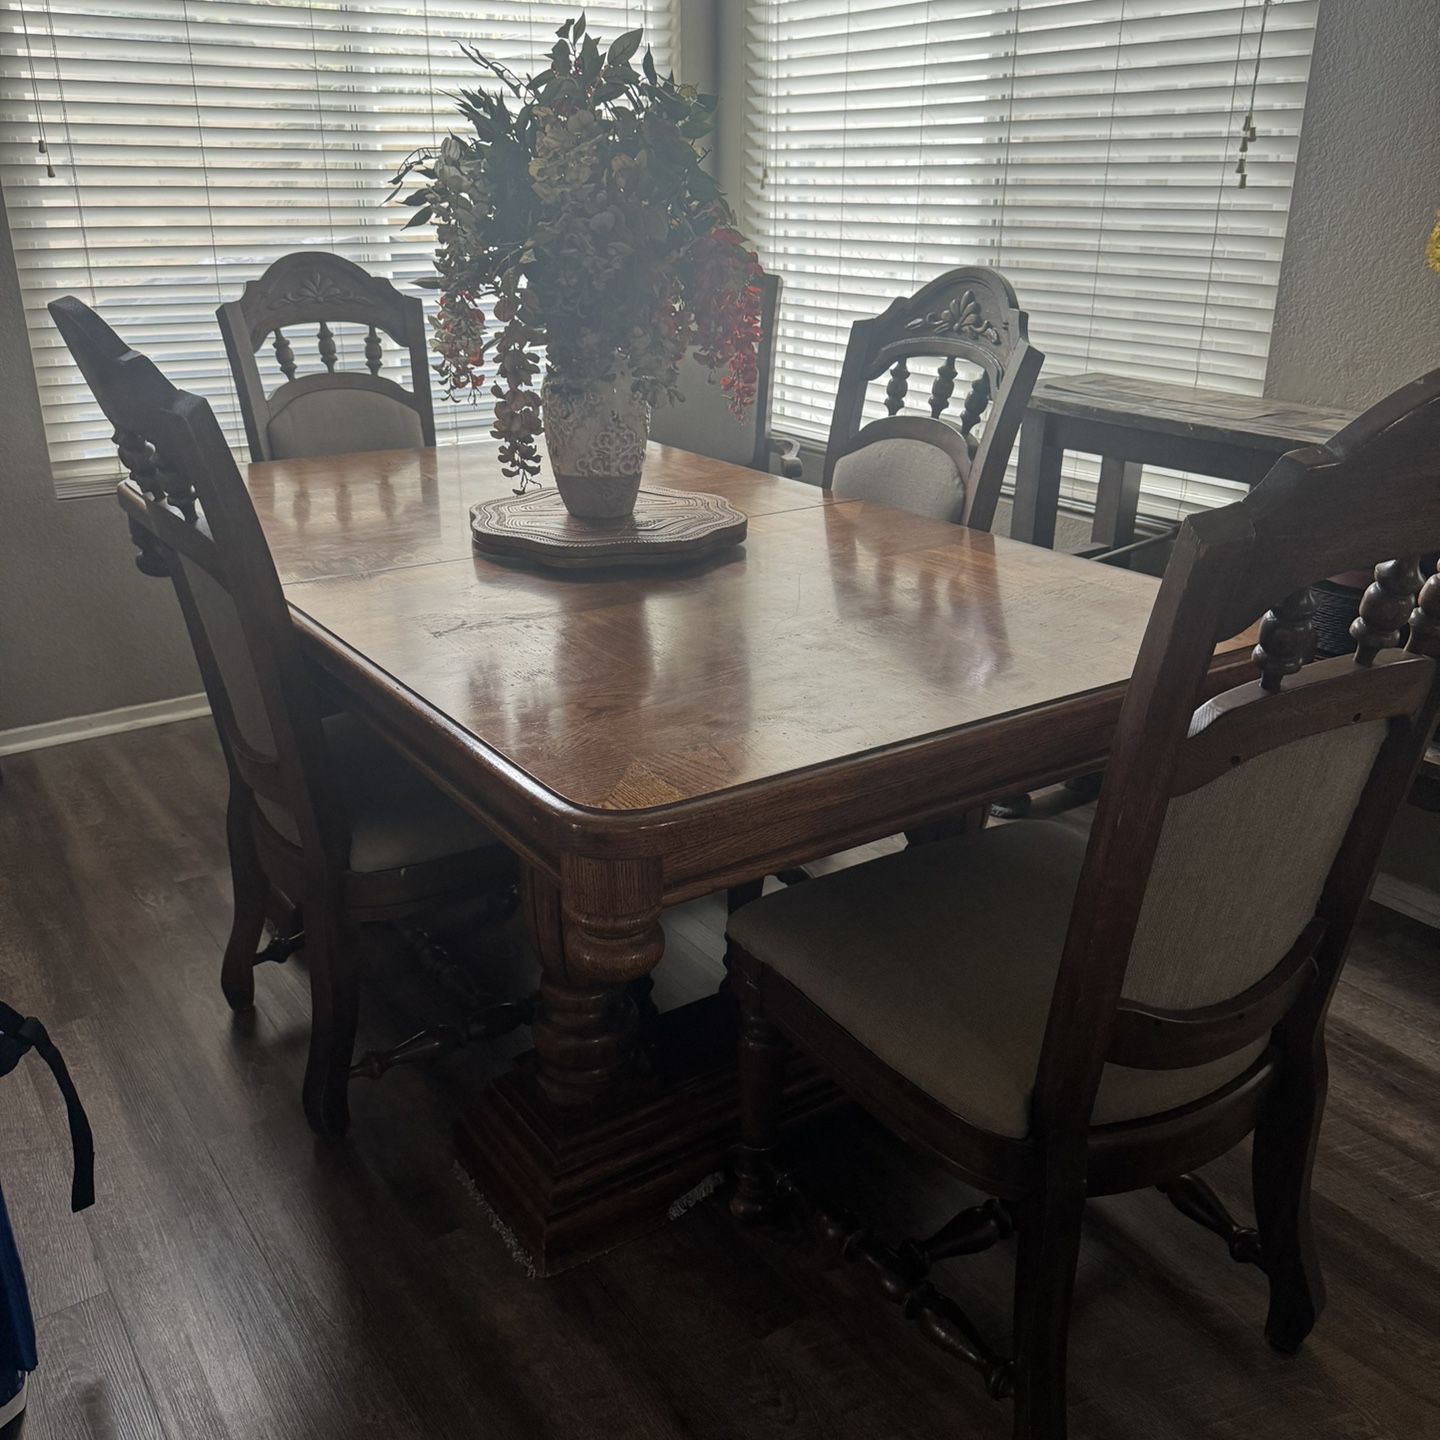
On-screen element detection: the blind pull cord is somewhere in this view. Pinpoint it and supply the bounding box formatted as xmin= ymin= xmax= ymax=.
xmin=15 ymin=0 xmax=55 ymax=176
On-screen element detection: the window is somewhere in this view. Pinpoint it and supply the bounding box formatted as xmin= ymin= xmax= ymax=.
xmin=1 ymin=1 xmax=676 ymax=498
xmin=743 ymin=0 xmax=1318 ymax=520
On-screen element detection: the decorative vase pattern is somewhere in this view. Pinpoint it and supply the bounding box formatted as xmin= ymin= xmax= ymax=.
xmin=542 ymin=371 xmax=651 ymax=521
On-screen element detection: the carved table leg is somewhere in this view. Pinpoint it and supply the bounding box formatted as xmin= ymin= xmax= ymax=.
xmin=515 ymin=866 xmax=633 ymax=1111
xmin=523 ymin=855 xmax=662 ymax=1110
xmin=457 ymin=857 xmax=835 ymax=1272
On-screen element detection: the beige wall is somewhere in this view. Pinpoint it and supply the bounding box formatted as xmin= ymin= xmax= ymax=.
xmin=1266 ymin=0 xmax=1440 ymax=407
xmin=0 ymin=188 xmax=198 ymax=731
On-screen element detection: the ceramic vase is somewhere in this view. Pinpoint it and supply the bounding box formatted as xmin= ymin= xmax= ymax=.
xmin=542 ymin=370 xmax=652 ymax=522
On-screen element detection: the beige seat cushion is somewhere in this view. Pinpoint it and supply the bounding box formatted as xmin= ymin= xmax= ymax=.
xmin=267 ymin=387 xmax=424 ymax=460
xmin=259 ymin=713 xmax=504 ymax=874
xmin=831 ymin=436 xmax=971 ymax=523
xmin=727 ymin=822 xmax=1263 ymax=1139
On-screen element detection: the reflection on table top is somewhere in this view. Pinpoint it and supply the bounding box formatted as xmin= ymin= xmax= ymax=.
xmin=250 ymin=441 xmax=1240 ymax=813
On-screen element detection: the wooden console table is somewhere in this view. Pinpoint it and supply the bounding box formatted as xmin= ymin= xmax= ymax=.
xmin=1011 ymin=374 xmax=1356 ymax=550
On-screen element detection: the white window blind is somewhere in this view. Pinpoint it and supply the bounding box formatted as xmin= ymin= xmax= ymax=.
xmin=1 ymin=0 xmax=676 ymax=498
xmin=744 ymin=0 xmax=1317 ymax=521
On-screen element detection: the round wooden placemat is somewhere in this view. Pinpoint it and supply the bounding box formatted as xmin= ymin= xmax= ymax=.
xmin=470 ymin=486 xmax=747 ymax=570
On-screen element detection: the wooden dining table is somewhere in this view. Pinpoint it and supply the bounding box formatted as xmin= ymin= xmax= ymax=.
xmin=244 ymin=439 xmax=1258 ymax=1271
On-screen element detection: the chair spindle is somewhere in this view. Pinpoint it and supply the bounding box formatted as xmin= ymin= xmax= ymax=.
xmin=1406 ymin=561 xmax=1440 ymax=658
xmin=317 ymin=320 xmax=338 ymax=373
xmin=272 ymin=328 xmax=297 ymax=381
xmin=959 ymin=370 xmax=991 ymax=438
xmin=1158 ymin=1174 xmax=1263 ymax=1266
xmin=116 ymin=426 xmax=170 ymax=576
xmin=929 ymin=356 xmax=958 ymax=418
xmin=364 ymin=324 xmax=383 ymax=376
xmin=1253 ymin=587 xmax=1316 ymax=692
xmin=1351 ymin=556 xmax=1423 ymax=665
xmin=115 ymin=427 xmax=197 ymax=524
xmin=114 ymin=427 xmax=162 ymax=501
xmin=807 ymin=1186 xmax=1014 ymax=1400
xmin=885 ymin=359 xmax=909 ymax=416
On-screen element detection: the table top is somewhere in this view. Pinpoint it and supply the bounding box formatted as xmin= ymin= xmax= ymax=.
xmin=251 ymin=441 xmax=1243 ymax=819
xmin=1031 ymin=374 xmax=1356 ymax=450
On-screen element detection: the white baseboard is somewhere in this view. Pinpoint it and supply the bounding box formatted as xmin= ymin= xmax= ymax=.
xmin=0 ymin=692 xmax=211 ymax=758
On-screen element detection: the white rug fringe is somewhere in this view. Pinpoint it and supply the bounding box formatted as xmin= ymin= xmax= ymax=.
xmin=454 ymin=1163 xmax=538 ymax=1278
xmin=455 ymin=1163 xmax=726 ymax=1275
xmin=667 ymin=1170 xmax=724 ymax=1222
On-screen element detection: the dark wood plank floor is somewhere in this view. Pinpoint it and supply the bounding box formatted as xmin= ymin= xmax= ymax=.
xmin=1 ymin=719 xmax=1436 ymax=1440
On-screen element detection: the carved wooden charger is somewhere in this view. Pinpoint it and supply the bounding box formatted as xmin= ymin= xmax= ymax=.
xmin=469 ymin=485 xmax=747 ymax=570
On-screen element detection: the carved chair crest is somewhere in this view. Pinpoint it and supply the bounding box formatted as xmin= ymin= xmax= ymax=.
xmin=46 ymin=296 xmax=200 ymax=575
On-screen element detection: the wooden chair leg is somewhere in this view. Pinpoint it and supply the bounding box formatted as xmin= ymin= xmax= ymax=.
xmin=730 ymin=968 xmax=789 ymax=1223
xmin=220 ymin=783 xmax=267 ymax=1013
xmin=989 ymin=793 xmax=1034 ymax=821
xmin=266 ymin=889 xmax=303 ymax=938
xmin=1252 ymin=1023 xmax=1328 ymax=1353
xmin=727 ymin=878 xmax=765 ymax=914
xmin=300 ymin=884 xmax=361 ymax=1142
xmin=1011 ymin=1189 xmax=1084 ymax=1440
xmin=906 ymin=804 xmax=988 ymax=846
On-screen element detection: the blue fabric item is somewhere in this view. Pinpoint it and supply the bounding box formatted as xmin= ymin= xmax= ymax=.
xmin=0 ymin=997 xmax=94 ymax=1413
xmin=0 ymin=1178 xmax=36 ymax=1395
xmin=0 ymin=1003 xmax=94 ymax=1214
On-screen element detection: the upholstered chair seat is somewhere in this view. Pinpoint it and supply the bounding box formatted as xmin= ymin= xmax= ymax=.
xmin=830 ymin=434 xmax=972 ymax=524
xmin=728 ymin=820 xmax=1262 ymax=1138
xmin=256 ymin=713 xmax=508 ymax=875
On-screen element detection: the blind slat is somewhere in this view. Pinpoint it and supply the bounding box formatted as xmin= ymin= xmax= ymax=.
xmin=1 ymin=1 xmax=675 ymax=497
xmin=745 ymin=0 xmax=1317 ymax=525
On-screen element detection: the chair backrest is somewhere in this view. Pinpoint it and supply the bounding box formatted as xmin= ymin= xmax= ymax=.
xmin=49 ymin=294 xmax=349 ymax=864
xmin=822 ymin=267 xmax=1043 ymax=529
xmin=1035 ymin=371 xmax=1440 ymax=1149
xmin=217 ymin=250 xmax=436 ymax=463
xmin=649 ymin=273 xmax=783 ymax=471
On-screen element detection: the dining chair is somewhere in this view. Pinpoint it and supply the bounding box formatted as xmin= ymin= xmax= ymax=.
xmin=50 ymin=295 xmax=521 ymax=1141
xmin=725 ymin=369 xmax=1440 ymax=1438
xmin=795 ymin=267 xmax=1050 ymax=842
xmin=729 ymin=271 xmax=1044 ymax=906
xmin=649 ymin=273 xmax=800 ymax=477
xmin=822 ymin=266 xmax=1044 ymax=529
xmin=218 ymin=250 xmax=437 ymax=463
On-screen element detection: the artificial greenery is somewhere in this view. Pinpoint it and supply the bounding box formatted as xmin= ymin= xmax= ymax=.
xmin=393 ymin=13 xmax=763 ymax=487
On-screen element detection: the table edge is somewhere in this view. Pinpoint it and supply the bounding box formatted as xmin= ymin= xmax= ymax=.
xmin=294 ymin=604 xmax=1259 ymax=886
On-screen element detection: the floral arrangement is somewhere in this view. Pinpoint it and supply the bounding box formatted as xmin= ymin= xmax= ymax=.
xmin=393 ymin=14 xmax=764 ymax=489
